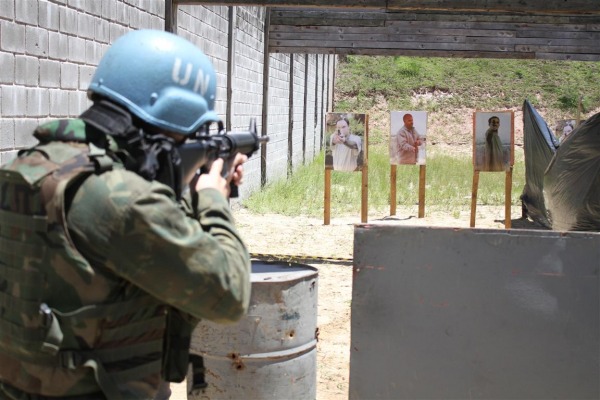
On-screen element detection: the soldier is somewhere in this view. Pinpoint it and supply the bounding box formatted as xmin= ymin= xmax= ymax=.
xmin=0 ymin=29 xmax=251 ymax=399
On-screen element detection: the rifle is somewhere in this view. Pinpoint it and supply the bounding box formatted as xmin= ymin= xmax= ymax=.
xmin=178 ymin=119 xmax=268 ymax=198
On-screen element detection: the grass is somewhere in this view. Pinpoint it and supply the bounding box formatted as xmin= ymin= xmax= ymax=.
xmin=335 ymin=56 xmax=600 ymax=113
xmin=243 ymin=144 xmax=525 ymax=217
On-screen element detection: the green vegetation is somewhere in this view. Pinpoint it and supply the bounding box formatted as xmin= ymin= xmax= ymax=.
xmin=243 ymin=145 xmax=525 ymax=217
xmin=243 ymin=56 xmax=600 ymax=217
xmin=335 ymin=56 xmax=600 ymax=113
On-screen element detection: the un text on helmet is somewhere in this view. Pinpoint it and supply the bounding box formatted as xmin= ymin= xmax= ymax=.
xmin=172 ymin=58 xmax=210 ymax=96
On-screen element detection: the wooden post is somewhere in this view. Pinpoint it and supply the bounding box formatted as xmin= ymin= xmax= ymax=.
xmin=418 ymin=165 xmax=426 ymax=218
xmin=505 ymin=167 xmax=513 ymax=229
xmin=323 ymin=169 xmax=331 ymax=225
xmin=260 ymin=9 xmax=271 ymax=188
xmin=361 ymin=114 xmax=369 ymax=223
xmin=324 ymin=169 xmax=331 ymax=225
xmin=361 ymin=164 xmax=368 ymax=223
xmin=226 ymin=6 xmax=236 ymax=132
xmin=390 ymin=165 xmax=397 ymax=216
xmin=470 ymin=170 xmax=480 ymax=227
xmin=164 ymin=0 xmax=177 ymax=33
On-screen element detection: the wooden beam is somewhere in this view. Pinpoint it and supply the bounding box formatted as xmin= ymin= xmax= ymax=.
xmin=271 ymin=47 xmax=542 ymax=60
xmin=386 ymin=0 xmax=600 ymax=14
xmin=176 ymin=1 xmax=600 ymax=15
xmin=177 ymin=1 xmax=387 ymax=9
xmin=270 ymin=10 xmax=600 ymax=26
xmin=268 ymin=9 xmax=600 ymax=59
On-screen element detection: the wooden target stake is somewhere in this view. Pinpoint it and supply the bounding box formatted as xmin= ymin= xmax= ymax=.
xmin=389 ymin=165 xmax=397 ymax=216
xmin=390 ymin=164 xmax=426 ymax=218
xmin=324 ymin=168 xmax=331 ymax=225
xmin=418 ymin=165 xmax=426 ymax=218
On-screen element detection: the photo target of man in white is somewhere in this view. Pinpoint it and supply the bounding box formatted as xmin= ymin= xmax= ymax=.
xmin=330 ymin=117 xmax=363 ymax=171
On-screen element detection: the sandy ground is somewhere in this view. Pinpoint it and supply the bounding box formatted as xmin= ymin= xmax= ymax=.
xmin=168 ymin=204 xmax=544 ymax=400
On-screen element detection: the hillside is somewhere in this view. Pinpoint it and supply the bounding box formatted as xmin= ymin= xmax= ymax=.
xmin=334 ymin=56 xmax=600 ymax=153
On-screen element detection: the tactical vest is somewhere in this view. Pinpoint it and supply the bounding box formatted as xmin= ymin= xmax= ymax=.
xmin=0 ymin=120 xmax=191 ymax=399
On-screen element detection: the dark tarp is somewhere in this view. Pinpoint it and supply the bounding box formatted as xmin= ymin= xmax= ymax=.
xmin=520 ymin=99 xmax=559 ymax=228
xmin=544 ymin=111 xmax=600 ymax=231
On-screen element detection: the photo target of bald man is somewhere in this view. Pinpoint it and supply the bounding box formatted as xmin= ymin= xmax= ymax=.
xmin=390 ymin=111 xmax=427 ymax=165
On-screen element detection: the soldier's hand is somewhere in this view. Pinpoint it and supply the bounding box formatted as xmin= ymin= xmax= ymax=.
xmin=195 ymin=158 xmax=229 ymax=197
xmin=195 ymin=154 xmax=248 ymax=198
xmin=229 ymin=153 xmax=248 ymax=188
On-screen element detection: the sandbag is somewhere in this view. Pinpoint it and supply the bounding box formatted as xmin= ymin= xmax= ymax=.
xmin=520 ymin=99 xmax=559 ymax=228
xmin=544 ymin=111 xmax=600 ymax=231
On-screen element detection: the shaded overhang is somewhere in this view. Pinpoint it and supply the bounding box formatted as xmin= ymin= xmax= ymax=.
xmin=169 ymin=1 xmax=600 ymax=61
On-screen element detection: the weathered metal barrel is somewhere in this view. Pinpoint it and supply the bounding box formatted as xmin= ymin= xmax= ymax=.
xmin=188 ymin=260 xmax=318 ymax=400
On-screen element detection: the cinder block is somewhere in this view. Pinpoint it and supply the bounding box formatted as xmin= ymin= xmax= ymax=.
xmin=0 ymin=53 xmax=15 ymax=83
xmin=68 ymin=36 xmax=86 ymax=63
xmin=1 ymin=85 xmax=27 ymax=117
xmin=129 ymin=8 xmax=142 ymax=29
xmin=38 ymin=1 xmax=60 ymax=30
xmin=77 ymin=13 xmax=96 ymax=40
xmin=92 ymin=18 xmax=109 ymax=43
xmin=48 ymin=31 xmax=68 ymax=61
xmin=0 ymin=0 xmax=15 ymax=19
xmin=49 ymin=88 xmax=70 ymax=116
xmin=77 ymin=0 xmax=103 ymax=17
xmin=60 ymin=62 xmax=78 ymax=89
xmin=25 ymin=26 xmax=49 ymax=57
xmin=14 ymin=118 xmax=40 ymax=148
xmin=0 ymin=21 xmax=25 ymax=53
xmin=78 ymin=65 xmax=95 ymax=90
xmin=146 ymin=0 xmax=164 ymax=16
xmin=40 ymin=59 xmax=61 ymax=88
xmin=26 ymin=88 xmax=50 ymax=116
xmin=108 ymin=23 xmax=128 ymax=43
xmin=100 ymin=1 xmax=115 ymax=20
xmin=15 ymin=0 xmax=38 ymax=25
xmin=0 ymin=119 xmax=15 ymax=149
xmin=149 ymin=15 xmax=163 ymax=30
xmin=68 ymin=90 xmax=89 ymax=115
xmin=85 ymin=41 xmax=107 ymax=65
xmin=59 ymin=7 xmax=78 ymax=35
xmin=114 ymin=2 xmax=129 ymax=24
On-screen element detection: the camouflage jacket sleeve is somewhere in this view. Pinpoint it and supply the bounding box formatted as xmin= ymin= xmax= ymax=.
xmin=66 ymin=169 xmax=251 ymax=323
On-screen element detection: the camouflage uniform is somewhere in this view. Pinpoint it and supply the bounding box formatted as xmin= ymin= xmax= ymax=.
xmin=0 ymin=119 xmax=251 ymax=399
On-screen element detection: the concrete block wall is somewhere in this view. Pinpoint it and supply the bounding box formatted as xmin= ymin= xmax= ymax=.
xmin=266 ymin=52 xmax=292 ymax=184
xmin=0 ymin=0 xmax=334 ymax=199
xmin=291 ymin=54 xmax=305 ymax=169
xmin=231 ymin=6 xmax=266 ymax=196
xmin=177 ymin=5 xmax=229 ymax=118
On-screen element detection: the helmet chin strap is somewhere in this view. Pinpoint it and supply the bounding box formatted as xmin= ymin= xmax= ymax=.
xmin=80 ymin=100 xmax=183 ymax=199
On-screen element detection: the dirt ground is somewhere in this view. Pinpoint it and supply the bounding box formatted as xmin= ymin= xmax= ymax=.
xmin=170 ymin=203 xmax=542 ymax=400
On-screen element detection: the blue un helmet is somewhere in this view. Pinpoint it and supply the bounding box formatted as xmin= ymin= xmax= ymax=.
xmin=88 ymin=29 xmax=219 ymax=136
